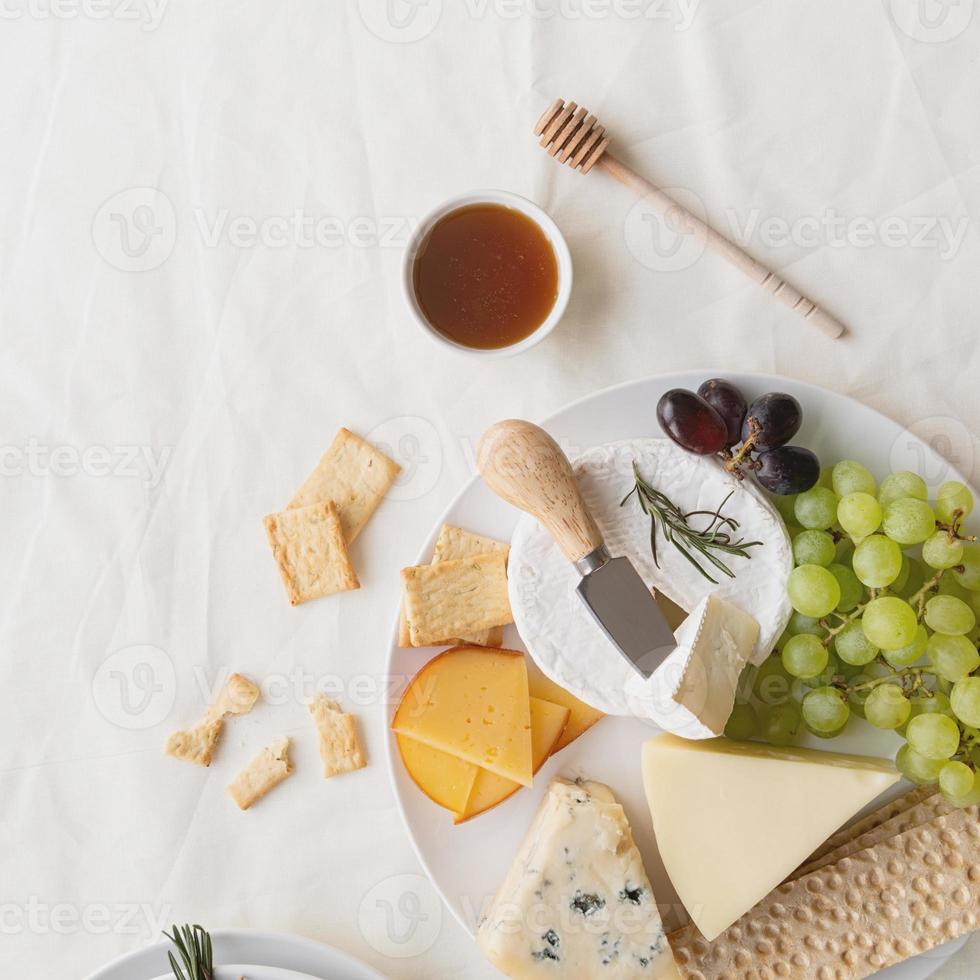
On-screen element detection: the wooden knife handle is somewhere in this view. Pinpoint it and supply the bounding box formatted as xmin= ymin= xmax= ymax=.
xmin=477 ymin=420 xmax=603 ymax=564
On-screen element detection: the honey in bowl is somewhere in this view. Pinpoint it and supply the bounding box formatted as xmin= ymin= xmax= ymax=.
xmin=411 ymin=203 xmax=560 ymax=350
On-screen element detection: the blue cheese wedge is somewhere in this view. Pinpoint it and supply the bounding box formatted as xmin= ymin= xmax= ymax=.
xmin=477 ymin=778 xmax=682 ymax=979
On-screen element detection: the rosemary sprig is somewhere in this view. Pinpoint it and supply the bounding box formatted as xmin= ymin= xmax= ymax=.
xmin=620 ymin=461 xmax=763 ymax=583
xmin=164 ymin=924 xmax=213 ymax=980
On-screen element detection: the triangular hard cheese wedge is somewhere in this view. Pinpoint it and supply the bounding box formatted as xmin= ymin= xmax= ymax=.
xmin=392 ymin=647 xmax=533 ymax=786
xmin=395 ymin=732 xmax=478 ymax=813
xmin=642 ymin=735 xmax=900 ymax=941
xmin=526 ymin=671 xmax=603 ymax=752
xmin=455 ymin=696 xmax=570 ymax=823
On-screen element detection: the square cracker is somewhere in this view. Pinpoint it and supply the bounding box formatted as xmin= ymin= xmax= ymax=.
xmin=398 ymin=525 xmax=509 ymax=648
xmin=401 ymin=551 xmax=512 ymax=648
xmin=288 ymin=428 xmax=401 ymax=543
xmin=264 ymin=501 xmax=359 ymax=605
xmin=227 ymin=736 xmax=293 ymax=810
xmin=166 ymin=719 xmax=223 ymax=768
xmin=308 ymin=695 xmax=367 ymax=778
xmin=208 ymin=672 xmax=260 ymax=720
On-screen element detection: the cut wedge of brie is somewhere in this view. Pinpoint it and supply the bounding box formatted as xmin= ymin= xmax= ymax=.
xmin=640 ymin=594 xmax=759 ymax=739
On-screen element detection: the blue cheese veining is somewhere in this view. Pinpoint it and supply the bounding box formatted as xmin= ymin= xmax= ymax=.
xmin=477 ymin=778 xmax=682 ymax=979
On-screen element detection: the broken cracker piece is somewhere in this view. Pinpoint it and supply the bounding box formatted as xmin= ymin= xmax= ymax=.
xmin=226 ymin=736 xmax=294 ymax=810
xmin=264 ymin=500 xmax=359 ymax=605
xmin=401 ymin=551 xmax=512 ymax=648
xmin=208 ymin=672 xmax=260 ymax=720
xmin=308 ymin=695 xmax=367 ymax=778
xmin=166 ymin=719 xmax=223 ymax=768
xmin=288 ymin=428 xmax=401 ymax=542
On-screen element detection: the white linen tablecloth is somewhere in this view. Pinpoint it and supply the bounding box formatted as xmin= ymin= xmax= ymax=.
xmin=2 ymin=1 xmax=979 ymax=977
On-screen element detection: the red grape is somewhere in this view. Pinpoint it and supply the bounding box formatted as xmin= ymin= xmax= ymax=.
xmin=742 ymin=392 xmax=803 ymax=451
xmin=697 ymin=378 xmax=747 ymax=448
xmin=755 ymin=445 xmax=820 ymax=494
xmin=657 ymin=389 xmax=729 ymax=455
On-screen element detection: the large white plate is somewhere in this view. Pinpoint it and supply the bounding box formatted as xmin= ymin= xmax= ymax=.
xmin=385 ymin=371 xmax=973 ymax=979
xmin=84 ymin=928 xmax=385 ymax=980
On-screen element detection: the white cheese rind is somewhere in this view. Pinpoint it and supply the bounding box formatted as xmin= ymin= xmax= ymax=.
xmin=641 ymin=735 xmax=901 ymax=942
xmin=509 ymin=439 xmax=792 ymax=718
xmin=477 ymin=778 xmax=681 ymax=979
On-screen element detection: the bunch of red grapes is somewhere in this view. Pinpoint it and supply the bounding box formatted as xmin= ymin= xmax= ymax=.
xmin=657 ymin=379 xmax=820 ymax=495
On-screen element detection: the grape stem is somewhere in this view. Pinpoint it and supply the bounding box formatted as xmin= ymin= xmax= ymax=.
xmin=818 ymin=604 xmax=868 ymax=644
xmin=907 ymin=568 xmax=949 ymax=618
xmin=722 ymin=417 xmax=760 ymax=478
xmin=845 ymin=666 xmax=929 ymax=694
xmin=938 ymin=509 xmax=977 ymax=544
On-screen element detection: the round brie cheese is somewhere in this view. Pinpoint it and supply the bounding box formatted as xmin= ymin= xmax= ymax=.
xmin=508 ymin=438 xmax=793 ymax=719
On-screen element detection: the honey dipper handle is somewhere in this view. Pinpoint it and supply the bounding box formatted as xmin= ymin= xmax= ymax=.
xmin=599 ymin=155 xmax=846 ymax=339
xmin=477 ymin=420 xmax=603 ymax=565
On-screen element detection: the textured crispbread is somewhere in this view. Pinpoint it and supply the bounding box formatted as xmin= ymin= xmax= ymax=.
xmin=308 ymin=695 xmax=367 ymax=778
xmin=795 ymin=791 xmax=954 ymax=878
xmin=669 ymin=804 xmax=980 ymax=980
xmin=263 ymin=501 xmax=359 ymax=605
xmin=226 ymin=737 xmax=293 ymax=810
xmin=287 ymin=428 xmax=400 ymax=542
xmin=166 ymin=719 xmax=223 ymax=767
xmin=401 ymin=552 xmax=512 ymax=648
xmin=397 ymin=525 xmax=509 ymax=648
xmin=208 ymin=672 xmax=260 ymax=720
xmin=802 ymin=785 xmax=936 ymax=867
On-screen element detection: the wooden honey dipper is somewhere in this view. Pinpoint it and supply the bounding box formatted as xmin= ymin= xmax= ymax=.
xmin=535 ymin=99 xmax=845 ymax=339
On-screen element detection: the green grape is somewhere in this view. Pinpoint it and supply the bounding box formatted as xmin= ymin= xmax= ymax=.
xmin=724 ymin=702 xmax=758 ymax=741
xmin=828 ymin=563 xmax=863 ymax=612
xmin=896 ymin=744 xmax=946 ymax=784
xmin=938 ymin=577 xmax=972 ymax=602
xmin=759 ymin=702 xmax=801 ymax=747
xmin=772 ymin=492 xmax=799 ymax=526
xmin=837 ymin=492 xmax=882 ymax=538
xmin=864 ymin=684 xmax=912 ymax=729
xmin=882 ymin=498 xmax=936 ymax=545
xmin=802 ymin=686 xmax=850 ymax=734
xmin=924 ymin=595 xmax=976 ymax=635
xmin=781 ymin=634 xmax=829 ymax=679
xmin=922 ymin=531 xmax=964 ymax=570
xmin=816 ymin=466 xmax=835 ymax=490
xmin=852 ymin=534 xmax=902 ymax=588
xmin=882 ymin=624 xmax=928 ymax=668
xmin=950 ymin=677 xmax=980 ymax=727
xmin=878 ymin=471 xmax=928 ymax=509
xmin=800 ymin=652 xmax=845 ymax=691
xmin=967 ymin=591 xmax=980 ymax=620
xmin=890 ymin=555 xmax=911 ymax=594
xmin=792 ymin=530 xmax=836 ymax=567
xmin=895 ymin=557 xmax=926 ymax=600
xmin=906 ymin=713 xmax=960 ymax=760
xmin=794 ymin=487 xmax=839 ymax=531
xmin=952 ymin=543 xmax=980 ymax=591
xmin=834 ymin=622 xmax=879 ymax=666
xmin=907 ymin=690 xmax=955 ymax=728
xmin=832 ymin=460 xmax=876 ymax=497
xmin=787 ymin=564 xmax=841 ymax=618
xmin=935 ymin=481 xmax=974 ymax=524
xmin=753 ymin=655 xmax=792 ymax=706
xmin=835 ymin=536 xmax=855 ymax=566
xmin=861 ymin=596 xmax=919 ymax=650
xmin=939 ymin=761 xmax=977 ymax=804
xmin=927 ymin=633 xmax=980 ymax=682
xmin=788 ymin=612 xmax=826 ymax=637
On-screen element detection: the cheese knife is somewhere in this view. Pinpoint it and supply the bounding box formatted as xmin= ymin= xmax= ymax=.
xmin=477 ymin=419 xmax=677 ymax=677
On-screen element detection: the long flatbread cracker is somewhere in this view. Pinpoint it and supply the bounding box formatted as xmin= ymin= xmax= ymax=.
xmin=401 ymin=552 xmax=512 ymax=648
xmin=226 ymin=737 xmax=294 ymax=810
xmin=670 ymin=804 xmax=980 ymax=980
xmin=288 ymin=428 xmax=400 ymax=543
xmin=802 ymin=785 xmax=935 ymax=866
xmin=398 ymin=525 xmax=509 ymax=648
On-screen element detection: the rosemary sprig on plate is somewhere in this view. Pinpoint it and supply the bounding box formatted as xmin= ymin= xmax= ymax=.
xmin=164 ymin=923 xmax=214 ymax=980
xmin=620 ymin=461 xmax=763 ymax=583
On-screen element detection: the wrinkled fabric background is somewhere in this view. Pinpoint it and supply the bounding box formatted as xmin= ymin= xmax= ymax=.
xmin=2 ymin=0 xmax=979 ymax=977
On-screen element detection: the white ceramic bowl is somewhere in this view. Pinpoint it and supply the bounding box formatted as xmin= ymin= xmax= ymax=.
xmin=402 ymin=189 xmax=573 ymax=358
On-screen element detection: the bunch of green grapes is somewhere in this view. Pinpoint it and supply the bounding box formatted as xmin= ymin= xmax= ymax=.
xmin=725 ymin=462 xmax=980 ymax=808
